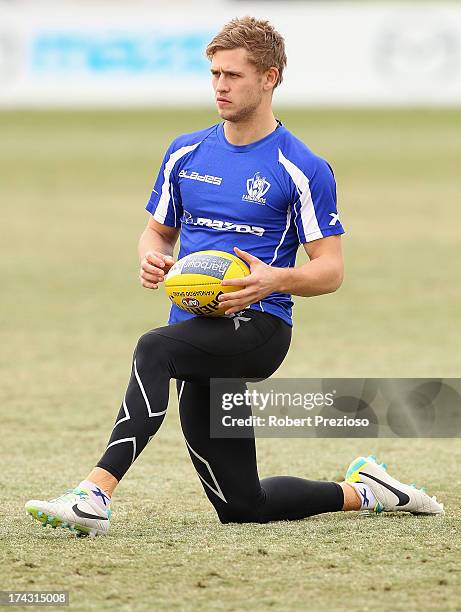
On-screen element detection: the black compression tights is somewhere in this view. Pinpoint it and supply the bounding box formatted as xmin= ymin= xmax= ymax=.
xmin=96 ymin=311 xmax=344 ymax=523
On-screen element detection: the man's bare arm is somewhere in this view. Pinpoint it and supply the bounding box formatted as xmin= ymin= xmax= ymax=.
xmin=138 ymin=217 xmax=180 ymax=290
xmin=276 ymin=235 xmax=344 ymax=297
xmin=219 ymin=235 xmax=344 ymax=314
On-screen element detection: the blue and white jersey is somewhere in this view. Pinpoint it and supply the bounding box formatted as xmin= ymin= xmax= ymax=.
xmin=146 ymin=122 xmax=344 ymax=326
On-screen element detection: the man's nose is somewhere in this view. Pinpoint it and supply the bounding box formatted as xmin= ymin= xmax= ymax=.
xmin=216 ymin=75 xmax=229 ymax=92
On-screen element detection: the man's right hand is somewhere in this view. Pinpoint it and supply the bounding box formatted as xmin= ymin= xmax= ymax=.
xmin=139 ymin=251 xmax=175 ymax=290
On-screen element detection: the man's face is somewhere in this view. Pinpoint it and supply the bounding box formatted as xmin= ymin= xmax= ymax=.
xmin=211 ymin=48 xmax=266 ymax=123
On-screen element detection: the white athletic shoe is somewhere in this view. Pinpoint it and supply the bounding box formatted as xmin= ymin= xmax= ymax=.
xmin=345 ymin=455 xmax=444 ymax=515
xmin=25 ymin=487 xmax=111 ymax=537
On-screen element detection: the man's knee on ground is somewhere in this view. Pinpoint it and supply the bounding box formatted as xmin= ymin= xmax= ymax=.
xmin=216 ymin=499 xmax=267 ymax=525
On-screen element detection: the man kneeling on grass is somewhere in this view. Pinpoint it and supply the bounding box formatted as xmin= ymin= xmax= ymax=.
xmin=25 ymin=16 xmax=444 ymax=536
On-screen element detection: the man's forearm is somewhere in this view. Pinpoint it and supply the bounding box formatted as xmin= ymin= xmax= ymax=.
xmin=138 ymin=227 xmax=176 ymax=263
xmin=274 ymin=256 xmax=344 ymax=297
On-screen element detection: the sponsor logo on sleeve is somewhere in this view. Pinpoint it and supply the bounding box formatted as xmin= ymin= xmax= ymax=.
xmin=329 ymin=213 xmax=340 ymax=226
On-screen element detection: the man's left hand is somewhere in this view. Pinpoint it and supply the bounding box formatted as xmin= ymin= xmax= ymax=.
xmin=219 ymin=247 xmax=282 ymax=315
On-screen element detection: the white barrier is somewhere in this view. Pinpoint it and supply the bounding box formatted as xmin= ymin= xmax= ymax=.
xmin=0 ymin=2 xmax=460 ymax=107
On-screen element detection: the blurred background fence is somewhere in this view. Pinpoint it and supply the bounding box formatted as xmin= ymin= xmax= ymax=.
xmin=1 ymin=1 xmax=461 ymax=107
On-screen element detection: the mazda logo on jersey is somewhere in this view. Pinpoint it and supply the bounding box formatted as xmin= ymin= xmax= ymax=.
xmin=181 ymin=210 xmax=265 ymax=237
xmin=242 ymin=172 xmax=271 ymax=205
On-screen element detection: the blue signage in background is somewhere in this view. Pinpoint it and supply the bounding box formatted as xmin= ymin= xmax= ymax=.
xmin=32 ymin=31 xmax=211 ymax=74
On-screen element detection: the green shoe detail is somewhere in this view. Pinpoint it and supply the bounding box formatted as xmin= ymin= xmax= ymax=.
xmin=26 ymin=505 xmax=90 ymax=536
xmin=346 ymin=455 xmax=388 ymax=483
xmin=345 ymin=457 xmax=369 ymax=483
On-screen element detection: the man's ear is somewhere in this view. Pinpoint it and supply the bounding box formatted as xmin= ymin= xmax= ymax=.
xmin=264 ymin=67 xmax=279 ymax=91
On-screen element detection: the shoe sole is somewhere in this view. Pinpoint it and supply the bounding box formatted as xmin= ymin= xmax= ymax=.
xmin=25 ymin=505 xmax=106 ymax=537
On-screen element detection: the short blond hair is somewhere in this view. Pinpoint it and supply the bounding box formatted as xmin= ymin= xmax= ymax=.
xmin=206 ymin=16 xmax=287 ymax=88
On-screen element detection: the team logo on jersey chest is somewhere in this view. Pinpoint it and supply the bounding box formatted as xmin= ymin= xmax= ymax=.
xmin=242 ymin=172 xmax=271 ymax=205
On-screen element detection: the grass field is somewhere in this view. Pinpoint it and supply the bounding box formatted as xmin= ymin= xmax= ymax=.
xmin=1 ymin=109 xmax=460 ymax=611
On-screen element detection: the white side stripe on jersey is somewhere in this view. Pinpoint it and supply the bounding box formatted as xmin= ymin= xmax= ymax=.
xmin=154 ymin=142 xmax=201 ymax=224
xmin=269 ymin=204 xmax=292 ymax=266
xmin=278 ymin=149 xmax=323 ymax=242
xmin=170 ymin=183 xmax=177 ymax=227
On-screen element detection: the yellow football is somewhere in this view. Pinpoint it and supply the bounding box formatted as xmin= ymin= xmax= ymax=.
xmin=164 ymin=250 xmax=250 ymax=316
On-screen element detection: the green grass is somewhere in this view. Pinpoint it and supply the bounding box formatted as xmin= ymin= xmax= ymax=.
xmin=1 ymin=110 xmax=460 ymax=611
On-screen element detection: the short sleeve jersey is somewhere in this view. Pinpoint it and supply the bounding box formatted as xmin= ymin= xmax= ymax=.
xmin=146 ymin=121 xmax=344 ymax=327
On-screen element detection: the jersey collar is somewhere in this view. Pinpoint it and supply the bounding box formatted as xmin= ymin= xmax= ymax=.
xmin=217 ymin=120 xmax=284 ymax=153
